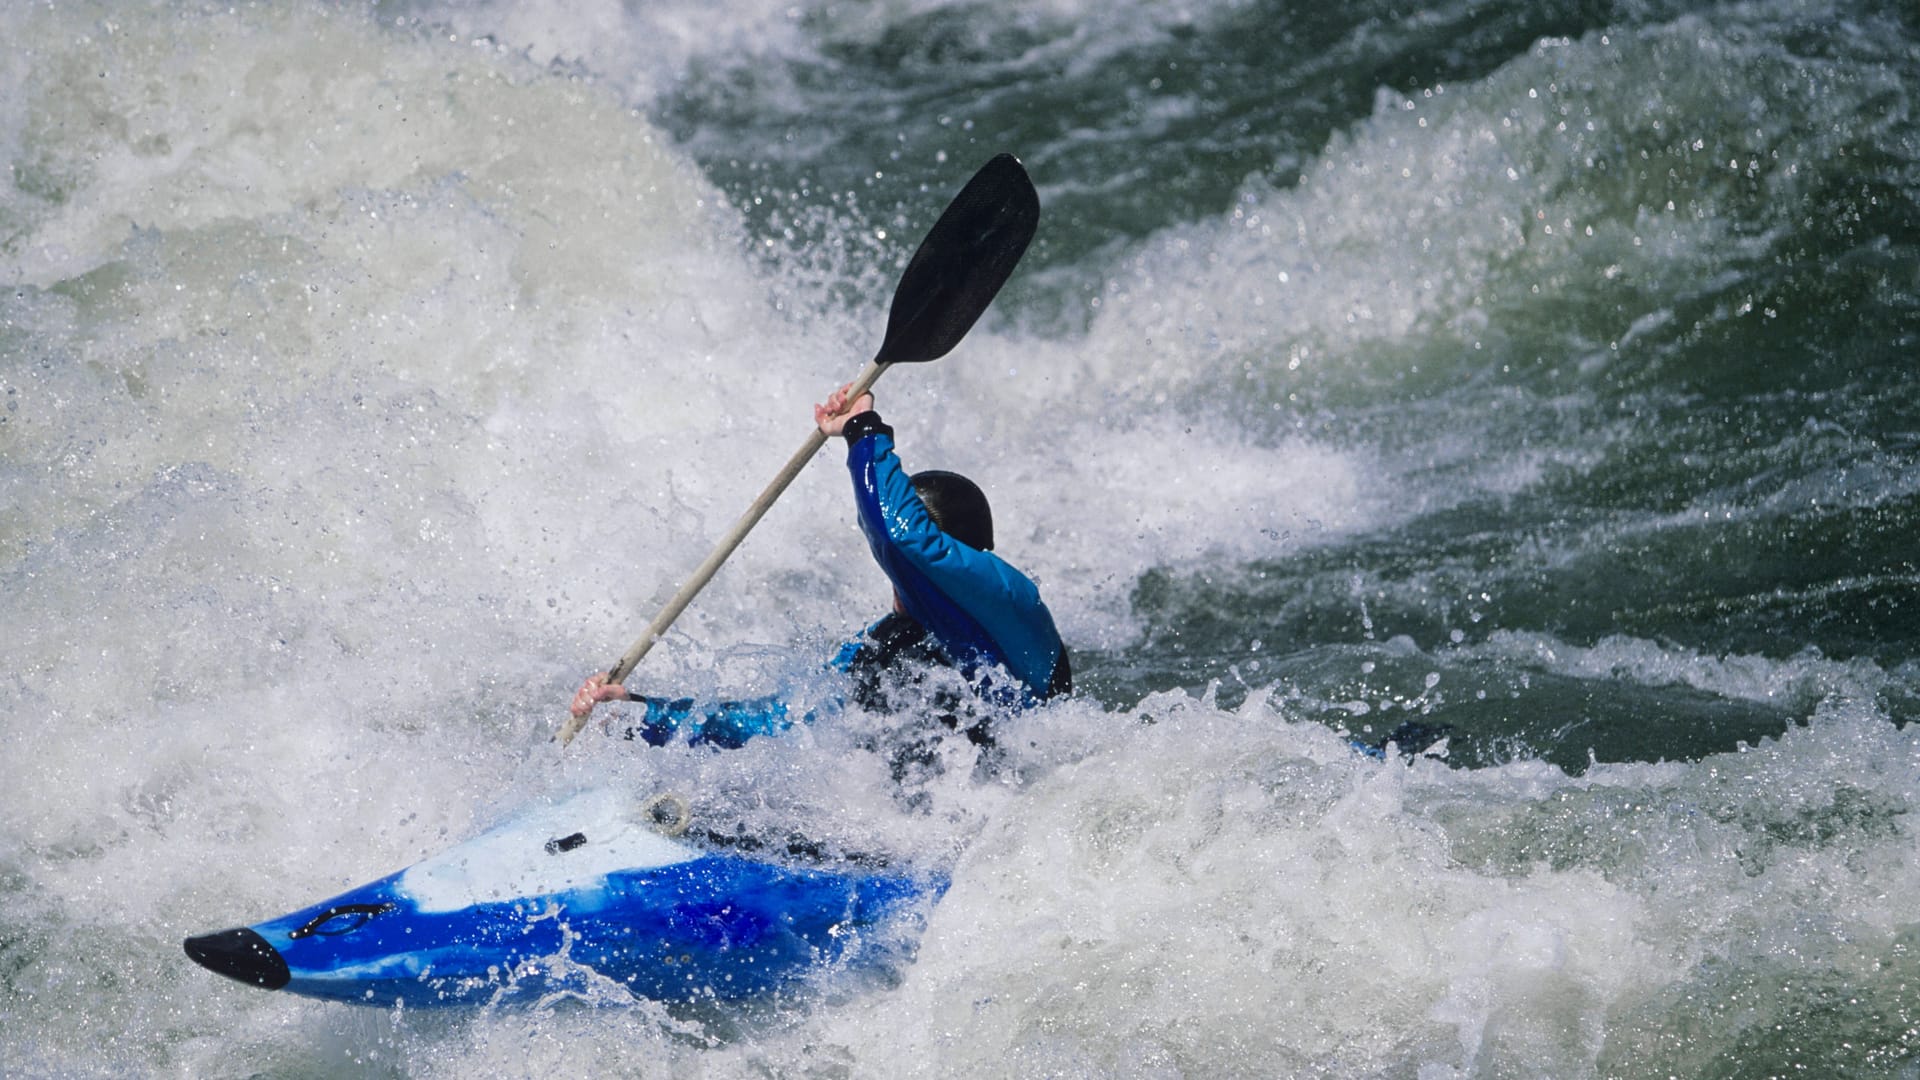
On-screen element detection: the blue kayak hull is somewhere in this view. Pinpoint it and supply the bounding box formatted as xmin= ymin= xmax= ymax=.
xmin=183 ymin=788 xmax=945 ymax=1007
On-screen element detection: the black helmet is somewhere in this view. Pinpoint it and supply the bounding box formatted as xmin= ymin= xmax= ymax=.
xmin=911 ymin=470 xmax=994 ymax=551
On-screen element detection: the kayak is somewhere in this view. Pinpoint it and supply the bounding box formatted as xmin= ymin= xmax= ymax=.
xmin=182 ymin=786 xmax=944 ymax=1007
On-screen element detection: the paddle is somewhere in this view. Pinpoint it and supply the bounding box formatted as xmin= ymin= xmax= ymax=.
xmin=557 ymin=152 xmax=1040 ymax=746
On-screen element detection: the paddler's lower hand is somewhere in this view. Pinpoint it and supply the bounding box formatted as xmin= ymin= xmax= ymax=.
xmin=571 ymin=672 xmax=631 ymax=721
xmin=814 ymin=383 xmax=874 ymax=437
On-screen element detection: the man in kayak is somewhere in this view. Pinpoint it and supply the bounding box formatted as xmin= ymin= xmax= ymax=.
xmin=569 ymin=382 xmax=1070 ymax=755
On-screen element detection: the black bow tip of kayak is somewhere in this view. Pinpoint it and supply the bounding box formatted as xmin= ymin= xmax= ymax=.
xmin=183 ymin=927 xmax=290 ymax=990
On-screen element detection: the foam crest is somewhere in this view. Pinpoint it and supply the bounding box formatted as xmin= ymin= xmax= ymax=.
xmin=1072 ymin=11 xmax=1911 ymax=412
xmin=807 ymin=689 xmax=1920 ymax=1076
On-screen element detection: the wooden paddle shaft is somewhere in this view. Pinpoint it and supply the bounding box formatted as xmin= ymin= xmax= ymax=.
xmin=555 ymin=358 xmax=888 ymax=745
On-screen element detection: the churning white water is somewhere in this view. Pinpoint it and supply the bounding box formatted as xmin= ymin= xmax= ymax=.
xmin=5 ymin=1 xmax=1919 ymax=1076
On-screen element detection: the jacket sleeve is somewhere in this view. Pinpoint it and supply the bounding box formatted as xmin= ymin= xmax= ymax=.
xmin=627 ymin=694 xmax=793 ymax=749
xmin=842 ymin=412 xmax=1066 ymax=704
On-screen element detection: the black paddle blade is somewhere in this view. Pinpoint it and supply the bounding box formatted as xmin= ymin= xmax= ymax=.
xmin=873 ymin=153 xmax=1040 ymax=366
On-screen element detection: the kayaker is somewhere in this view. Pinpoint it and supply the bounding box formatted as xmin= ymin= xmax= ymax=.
xmin=569 ymin=383 xmax=1070 ymax=752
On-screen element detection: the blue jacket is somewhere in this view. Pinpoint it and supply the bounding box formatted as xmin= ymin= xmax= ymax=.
xmin=626 ymin=410 xmax=1068 ymax=749
xmin=840 ymin=410 xmax=1068 ymax=707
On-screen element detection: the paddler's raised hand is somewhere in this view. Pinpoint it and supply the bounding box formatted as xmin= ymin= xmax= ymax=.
xmin=814 ymin=383 xmax=874 ymax=437
xmin=570 ymin=671 xmax=631 ymax=722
